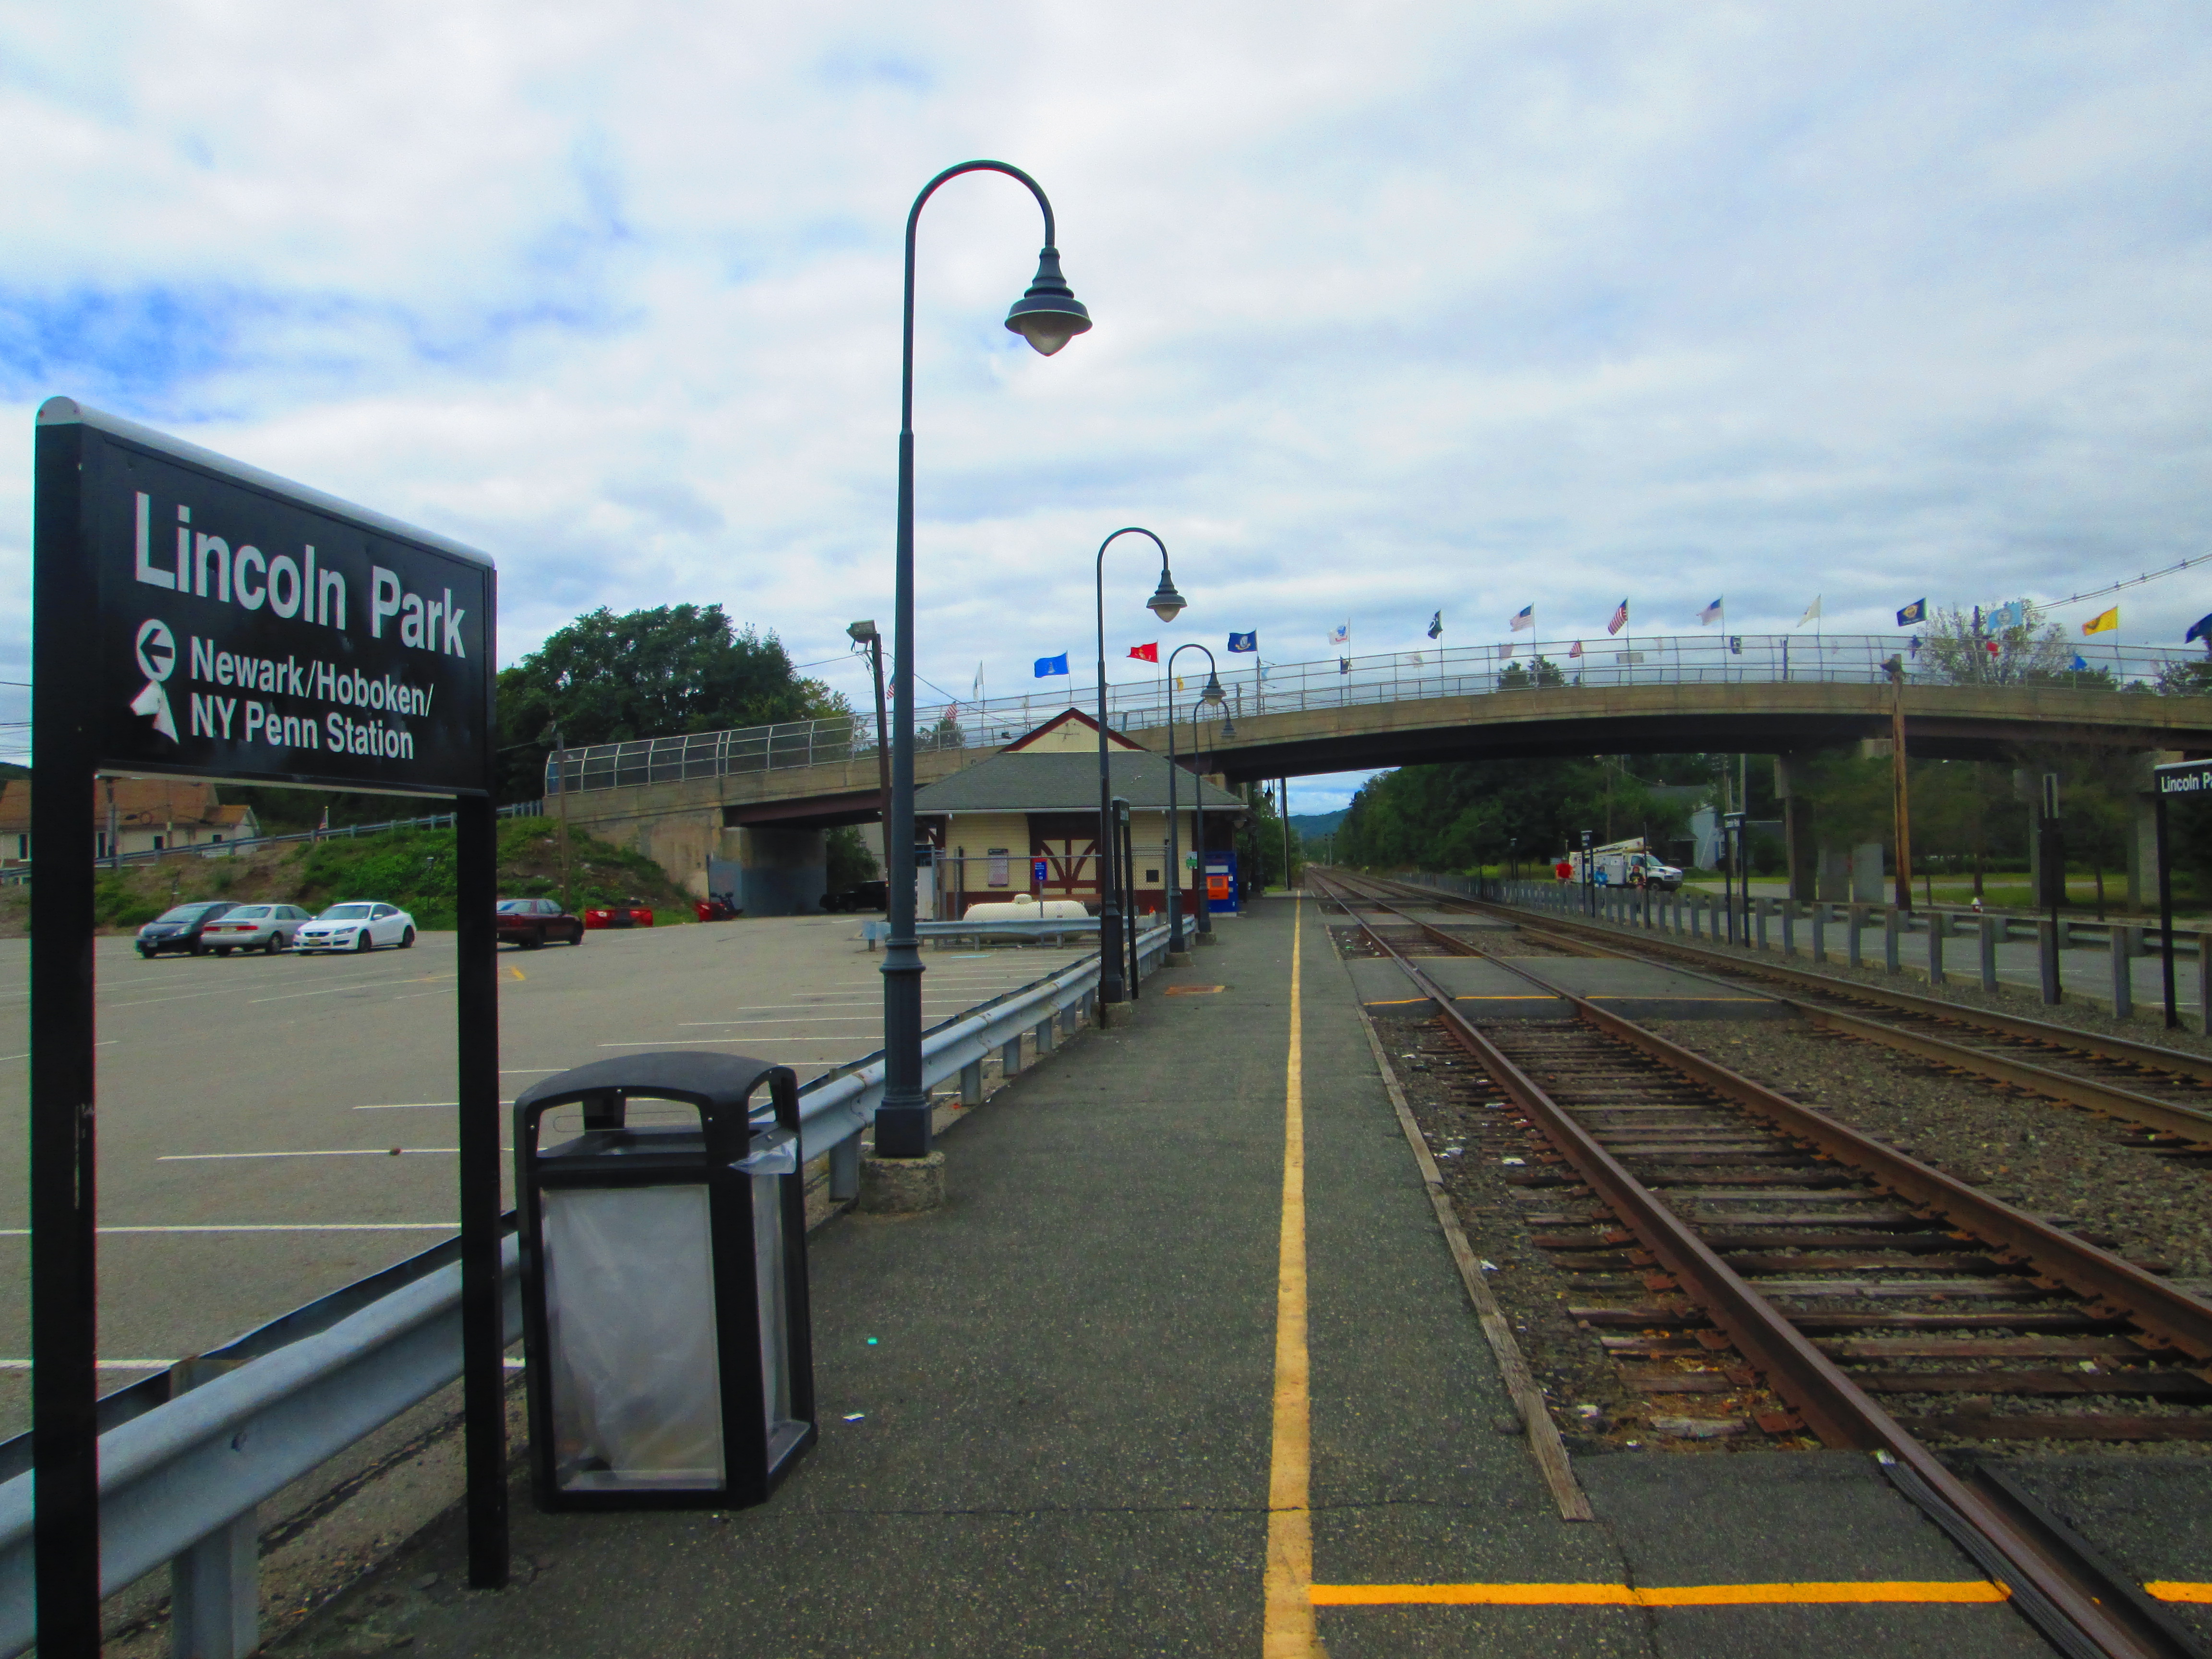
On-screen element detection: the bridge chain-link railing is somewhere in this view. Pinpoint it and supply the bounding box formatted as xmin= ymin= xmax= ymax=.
xmin=546 ymin=632 xmax=2206 ymax=797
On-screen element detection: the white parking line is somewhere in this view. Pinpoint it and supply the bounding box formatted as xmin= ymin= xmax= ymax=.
xmin=0 ymin=1224 xmax=458 ymax=1235
xmin=158 ymin=1148 xmax=467 ymax=1161
xmin=596 ymin=1037 xmax=855 ymax=1047
xmin=247 ymin=974 xmax=450 ymax=1004
xmin=0 ymin=1041 xmax=114 ymax=1061
xmin=353 ymin=1101 xmax=515 ymax=1110
xmin=676 ymin=1017 xmax=882 ymax=1026
xmin=0 ymin=1360 xmax=174 ymax=1370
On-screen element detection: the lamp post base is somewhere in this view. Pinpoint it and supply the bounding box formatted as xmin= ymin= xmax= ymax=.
xmin=1195 ymin=931 xmax=1219 ymax=947
xmin=859 ymin=1150 xmax=946 ymax=1214
xmin=1097 ymin=997 xmax=1134 ymax=1029
xmin=1166 ymin=949 xmax=1193 ymax=967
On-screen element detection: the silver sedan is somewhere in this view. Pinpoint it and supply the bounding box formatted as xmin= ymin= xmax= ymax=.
xmin=195 ymin=903 xmax=314 ymax=956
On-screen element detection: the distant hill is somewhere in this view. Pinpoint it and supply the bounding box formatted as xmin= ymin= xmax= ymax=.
xmin=1290 ymin=811 xmax=1346 ymax=841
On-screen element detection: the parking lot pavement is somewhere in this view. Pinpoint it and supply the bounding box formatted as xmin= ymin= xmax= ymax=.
xmin=0 ymin=914 xmax=1095 ymax=1437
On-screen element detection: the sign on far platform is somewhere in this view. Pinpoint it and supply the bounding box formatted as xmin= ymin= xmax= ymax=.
xmin=2156 ymin=758 xmax=2212 ymax=796
xmin=36 ymin=397 xmax=496 ymax=796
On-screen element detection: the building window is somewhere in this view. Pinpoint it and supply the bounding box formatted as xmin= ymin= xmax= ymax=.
xmin=15 ymin=835 xmax=24 ymax=859
xmin=153 ymin=835 xmax=164 ymax=851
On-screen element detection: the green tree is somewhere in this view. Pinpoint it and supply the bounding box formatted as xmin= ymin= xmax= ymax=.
xmin=1496 ymin=655 xmax=1566 ymax=689
xmin=495 ymin=604 xmax=847 ymax=803
xmin=1913 ymin=602 xmax=2073 ymax=685
xmin=1333 ymin=756 xmax=1697 ymax=874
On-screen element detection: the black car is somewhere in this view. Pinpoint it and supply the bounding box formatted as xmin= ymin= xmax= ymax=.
xmin=134 ymin=901 xmax=240 ymax=958
xmin=821 ymin=880 xmax=889 ymax=914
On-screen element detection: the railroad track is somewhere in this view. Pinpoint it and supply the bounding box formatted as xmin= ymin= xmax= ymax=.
xmin=1352 ymin=871 xmax=2212 ymax=1153
xmin=1314 ymin=869 xmax=2212 ymax=1659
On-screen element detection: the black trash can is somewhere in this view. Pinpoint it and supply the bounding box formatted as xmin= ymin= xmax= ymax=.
xmin=514 ymin=1052 xmax=816 ymax=1510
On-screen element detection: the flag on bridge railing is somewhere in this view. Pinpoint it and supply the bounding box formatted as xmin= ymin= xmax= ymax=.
xmin=1128 ymin=641 xmax=1159 ymax=661
xmin=1427 ymin=611 xmax=1443 ymax=639
xmin=1698 ymin=597 xmax=1722 ymax=625
xmin=1338 ymin=657 xmax=1351 ymax=674
xmin=1329 ymin=621 xmax=1350 ymax=645
xmin=2188 ymin=613 xmax=2212 ymax=648
xmin=2081 ymin=606 xmax=2119 ymax=637
xmin=1509 ymin=604 xmax=1534 ymax=631
xmin=1896 ymin=598 xmax=1926 ymax=625
xmin=1607 ymin=599 xmax=1629 ymax=636
xmin=1798 ymin=595 xmax=1822 ymax=627
xmin=1568 ymin=639 xmax=1584 ymax=659
xmin=1034 ymin=652 xmax=1070 ymax=677
xmin=2071 ymin=653 xmax=2091 ymax=671
xmin=1227 ymin=631 xmax=1257 ymax=652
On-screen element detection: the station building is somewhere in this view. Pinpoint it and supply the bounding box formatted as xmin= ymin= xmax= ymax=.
xmin=0 ymin=779 xmax=261 ymax=867
xmin=911 ymin=709 xmax=1245 ymax=920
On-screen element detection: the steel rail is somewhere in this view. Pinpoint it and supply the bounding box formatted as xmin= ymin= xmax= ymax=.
xmin=1317 ymin=870 xmax=2205 ymax=1659
xmin=1363 ymin=875 xmax=2212 ymax=1145
xmin=1379 ymin=873 xmax=2212 ymax=1085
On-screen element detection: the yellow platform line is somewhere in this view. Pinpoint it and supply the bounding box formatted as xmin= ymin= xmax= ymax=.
xmin=1311 ymin=1581 xmax=2011 ymax=1607
xmin=1262 ymin=896 xmax=1326 ymax=1657
xmin=2149 ymin=1583 xmax=2212 ymax=1603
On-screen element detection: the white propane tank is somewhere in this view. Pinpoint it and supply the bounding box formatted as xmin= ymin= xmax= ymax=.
xmin=962 ymin=894 xmax=1091 ymax=923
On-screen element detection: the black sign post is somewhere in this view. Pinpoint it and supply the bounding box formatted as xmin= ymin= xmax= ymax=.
xmin=31 ymin=398 xmax=506 ymax=1651
xmin=2154 ymin=759 xmax=2212 ymax=1031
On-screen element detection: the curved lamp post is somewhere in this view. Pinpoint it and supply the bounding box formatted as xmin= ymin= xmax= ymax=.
xmin=1190 ymin=698 xmax=1234 ymax=942
xmin=879 ymin=162 xmax=1091 ymax=1162
xmin=1094 ymin=529 xmax=1185 ymax=1016
xmin=1165 ymin=643 xmax=1225 ymax=963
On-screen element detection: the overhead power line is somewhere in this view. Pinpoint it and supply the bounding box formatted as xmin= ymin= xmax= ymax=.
xmin=2037 ymin=552 xmax=2212 ymax=612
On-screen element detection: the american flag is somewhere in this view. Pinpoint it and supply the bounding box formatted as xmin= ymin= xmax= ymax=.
xmin=1698 ymin=597 xmax=1722 ymax=626
xmin=1509 ymin=605 xmax=1534 ymax=632
xmin=1568 ymin=639 xmax=1584 ymax=659
xmin=1607 ymin=599 xmax=1629 ymax=636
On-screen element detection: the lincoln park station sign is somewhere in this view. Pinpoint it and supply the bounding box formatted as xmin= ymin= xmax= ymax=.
xmin=28 ymin=399 xmax=509 ymax=1652
xmin=38 ymin=396 xmax=493 ymax=793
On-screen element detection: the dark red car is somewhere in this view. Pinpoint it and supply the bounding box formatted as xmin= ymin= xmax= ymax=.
xmin=494 ymin=897 xmax=585 ymax=949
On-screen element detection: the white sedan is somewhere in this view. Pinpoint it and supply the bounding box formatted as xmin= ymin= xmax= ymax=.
xmin=294 ymin=902 xmax=417 ymax=954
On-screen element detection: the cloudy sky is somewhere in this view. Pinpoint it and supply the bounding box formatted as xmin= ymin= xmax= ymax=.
xmin=5 ymin=2 xmax=2209 ymax=809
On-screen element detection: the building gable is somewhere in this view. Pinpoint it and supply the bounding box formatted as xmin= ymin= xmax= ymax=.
xmin=1002 ymin=707 xmax=1143 ymax=755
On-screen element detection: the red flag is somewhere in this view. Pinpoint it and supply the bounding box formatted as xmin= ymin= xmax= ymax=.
xmin=1128 ymin=642 xmax=1159 ymax=662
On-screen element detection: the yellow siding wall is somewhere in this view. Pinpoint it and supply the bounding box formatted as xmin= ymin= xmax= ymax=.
xmin=944 ymin=813 xmax=1037 ymax=898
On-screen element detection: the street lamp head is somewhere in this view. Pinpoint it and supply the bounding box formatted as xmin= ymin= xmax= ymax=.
xmin=1004 ymin=246 xmax=1093 ymax=357
xmin=1201 ymin=670 xmax=1226 ymax=707
xmin=1147 ymin=573 xmax=1188 ymax=624
xmin=846 ymin=619 xmax=879 ymax=644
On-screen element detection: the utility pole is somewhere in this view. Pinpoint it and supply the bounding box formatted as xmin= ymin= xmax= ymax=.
xmin=1885 ymin=655 xmax=1914 ymax=910
xmin=1280 ymin=777 xmax=1291 ymax=892
xmin=554 ymin=730 xmax=572 ymax=913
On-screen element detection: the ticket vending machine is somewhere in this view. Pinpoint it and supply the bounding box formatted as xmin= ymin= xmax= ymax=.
xmin=1205 ymin=851 xmax=1239 ymax=914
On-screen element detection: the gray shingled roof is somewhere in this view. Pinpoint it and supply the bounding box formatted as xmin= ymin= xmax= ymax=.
xmin=913 ymin=749 xmax=1247 ymax=814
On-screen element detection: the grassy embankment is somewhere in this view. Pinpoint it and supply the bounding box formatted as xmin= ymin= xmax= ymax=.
xmin=0 ymin=819 xmax=697 ymax=938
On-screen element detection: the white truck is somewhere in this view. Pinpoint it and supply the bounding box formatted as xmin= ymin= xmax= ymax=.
xmin=1558 ymin=837 xmax=1684 ymax=892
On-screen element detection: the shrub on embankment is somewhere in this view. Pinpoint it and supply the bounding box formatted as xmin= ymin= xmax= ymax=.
xmin=0 ymin=819 xmax=697 ymax=938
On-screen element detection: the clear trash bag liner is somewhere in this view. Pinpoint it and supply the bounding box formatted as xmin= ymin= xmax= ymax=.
xmin=544 ymin=1183 xmax=724 ymax=1490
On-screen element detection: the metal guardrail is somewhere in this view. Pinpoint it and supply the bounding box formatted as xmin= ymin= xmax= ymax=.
xmin=1402 ymin=869 xmax=2212 ymax=1022
xmin=546 ymin=631 xmax=2211 ymax=797
xmin=0 ymin=800 xmax=545 ymax=887
xmin=0 ymin=920 xmax=1170 ymax=1657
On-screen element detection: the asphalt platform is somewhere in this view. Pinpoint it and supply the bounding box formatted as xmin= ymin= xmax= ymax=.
xmin=276 ymin=897 xmax=2064 ymax=1658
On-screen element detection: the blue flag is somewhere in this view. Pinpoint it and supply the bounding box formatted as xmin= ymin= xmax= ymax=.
xmin=1034 ymin=652 xmax=1069 ymax=678
xmin=1896 ymin=598 xmax=1926 ymax=626
xmin=2070 ymin=653 xmax=2090 ymax=672
xmin=1227 ymin=631 xmax=1257 ymax=653
xmin=2188 ymin=613 xmax=2212 ymax=646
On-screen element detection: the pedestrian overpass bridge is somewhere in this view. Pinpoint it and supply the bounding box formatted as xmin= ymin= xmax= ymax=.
xmin=544 ymin=632 xmax=2212 ymax=903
